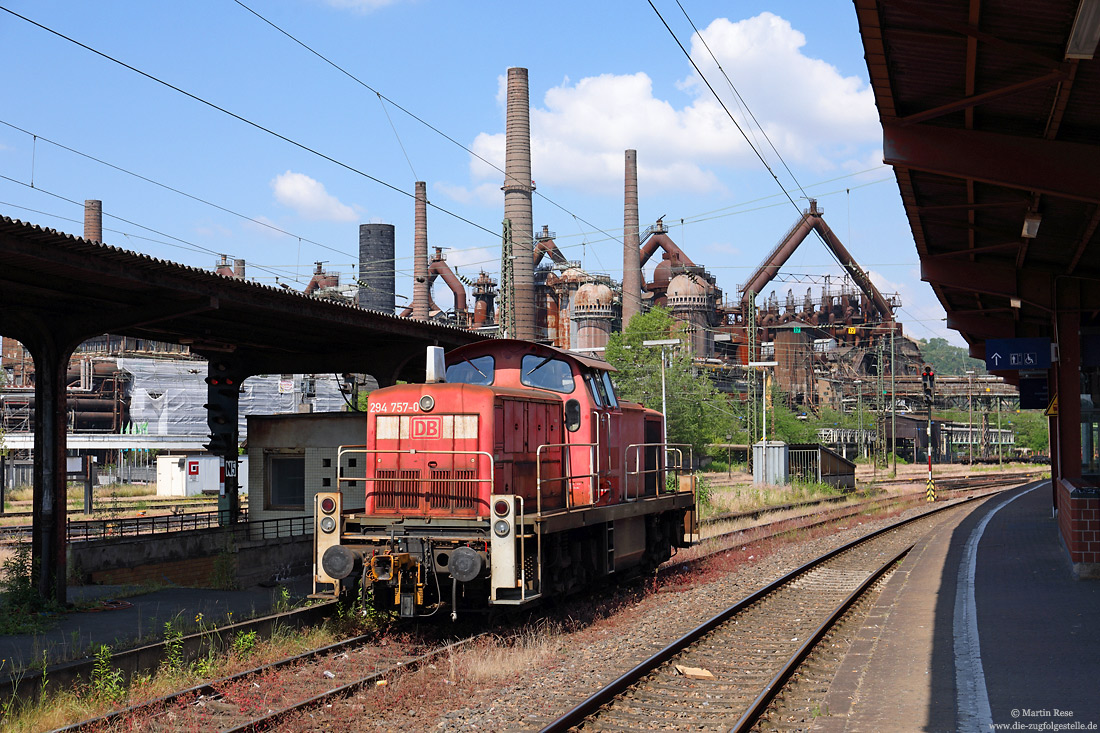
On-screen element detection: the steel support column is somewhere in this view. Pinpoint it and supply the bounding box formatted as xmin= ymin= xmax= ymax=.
xmin=27 ymin=332 xmax=79 ymax=604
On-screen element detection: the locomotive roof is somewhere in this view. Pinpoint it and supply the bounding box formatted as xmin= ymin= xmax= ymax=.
xmin=446 ymin=338 xmax=616 ymax=372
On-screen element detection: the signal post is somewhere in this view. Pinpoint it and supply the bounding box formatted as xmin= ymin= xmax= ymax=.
xmin=921 ymin=364 xmax=936 ymax=501
xmin=204 ymin=358 xmax=243 ymax=524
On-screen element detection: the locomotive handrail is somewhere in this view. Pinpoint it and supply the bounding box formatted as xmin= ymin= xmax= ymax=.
xmin=335 ymin=447 xmax=495 ymax=505
xmin=535 ymin=442 xmax=598 ymax=515
xmin=624 ymin=443 xmax=692 ymax=501
xmin=593 ymin=410 xmax=613 ymax=477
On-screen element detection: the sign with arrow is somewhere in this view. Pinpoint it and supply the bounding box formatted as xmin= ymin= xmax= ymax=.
xmin=984 ymin=337 xmax=1051 ymax=371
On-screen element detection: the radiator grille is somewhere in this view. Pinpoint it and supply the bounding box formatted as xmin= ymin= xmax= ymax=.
xmin=375 ymin=469 xmax=397 ymax=509
xmin=399 ymin=469 xmax=420 ymax=509
xmin=427 ymin=469 xmax=478 ymax=511
xmin=373 ymin=469 xmax=421 ymax=509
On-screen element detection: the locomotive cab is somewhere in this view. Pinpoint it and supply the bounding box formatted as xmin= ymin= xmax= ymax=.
xmin=313 ymin=340 xmax=697 ymax=618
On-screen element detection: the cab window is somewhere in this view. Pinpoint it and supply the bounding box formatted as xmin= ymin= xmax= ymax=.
xmin=600 ymin=371 xmax=619 ymax=408
xmin=586 ymin=372 xmax=604 ymax=407
xmin=521 ymin=355 xmax=575 ymax=394
xmin=445 ymin=355 xmax=494 ymax=385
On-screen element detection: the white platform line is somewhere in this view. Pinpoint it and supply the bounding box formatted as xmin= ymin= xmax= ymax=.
xmin=953 ymin=482 xmax=1044 ymax=732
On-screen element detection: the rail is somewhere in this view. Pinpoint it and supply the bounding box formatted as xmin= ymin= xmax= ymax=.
xmin=535 ymin=442 xmax=598 ymax=514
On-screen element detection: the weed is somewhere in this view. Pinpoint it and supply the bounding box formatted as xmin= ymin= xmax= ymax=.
xmin=91 ymin=644 xmax=124 ymax=702
xmin=694 ymin=473 xmax=713 ymax=507
xmin=190 ymin=652 xmax=216 ymax=678
xmin=38 ymin=649 xmax=48 ymax=700
xmin=230 ymin=630 xmax=258 ymax=658
xmin=0 ymin=545 xmax=63 ymax=634
xmin=162 ymin=620 xmax=184 ymax=674
xmin=209 ymin=548 xmax=237 ymax=590
xmin=273 ymin=585 xmax=291 ymax=614
xmin=811 ymin=702 xmax=830 ymax=718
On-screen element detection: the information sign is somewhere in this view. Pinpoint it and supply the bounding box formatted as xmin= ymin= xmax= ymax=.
xmin=984 ymin=337 xmax=1051 ymax=370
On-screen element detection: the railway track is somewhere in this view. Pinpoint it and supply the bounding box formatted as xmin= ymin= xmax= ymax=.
xmin=538 ymin=490 xmax=1003 ymax=732
xmin=54 ymin=631 xmax=481 ymax=732
xmin=46 ymin=475 xmax=1031 ymax=731
xmin=0 ymin=498 xmax=229 ymax=519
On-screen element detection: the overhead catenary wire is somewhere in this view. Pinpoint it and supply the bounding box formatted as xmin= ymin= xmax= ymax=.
xmin=0 ymin=112 xmax=896 ymax=282
xmin=647 ymin=0 xmax=880 ymax=289
xmin=0 ymin=119 xmax=358 ymax=262
xmin=645 ymin=0 xmax=802 ymax=217
xmin=672 ymin=0 xmax=808 ymax=200
xmin=230 ymin=0 xmax=630 ymax=250
xmin=0 ymin=175 xmax=302 ymax=282
xmin=0 ymin=4 xmax=500 ymax=241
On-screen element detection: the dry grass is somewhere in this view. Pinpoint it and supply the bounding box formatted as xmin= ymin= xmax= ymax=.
xmin=451 ymin=625 xmax=566 ymax=683
xmin=700 ymin=479 xmax=845 ymax=519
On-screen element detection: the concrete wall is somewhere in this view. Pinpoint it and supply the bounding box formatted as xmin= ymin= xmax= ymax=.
xmin=68 ymin=525 xmax=311 ymax=588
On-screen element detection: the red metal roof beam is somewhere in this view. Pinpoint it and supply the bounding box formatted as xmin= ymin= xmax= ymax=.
xmin=883 ymin=122 xmax=1100 ymax=204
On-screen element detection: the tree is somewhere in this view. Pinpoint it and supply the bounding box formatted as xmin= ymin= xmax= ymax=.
xmin=605 ymin=308 xmax=730 ymax=457
xmin=1007 ymin=410 xmax=1050 ymax=455
xmin=917 ymin=337 xmax=986 ymax=375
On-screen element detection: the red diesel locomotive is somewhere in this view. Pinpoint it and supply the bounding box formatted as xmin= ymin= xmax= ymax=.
xmin=313 ymin=339 xmax=698 ymax=618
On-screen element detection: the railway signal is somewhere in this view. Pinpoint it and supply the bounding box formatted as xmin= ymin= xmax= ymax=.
xmin=920 ymin=364 xmax=935 ymax=403
xmin=203 ymin=361 xmax=239 ymax=455
xmin=921 ymin=363 xmax=935 ymax=500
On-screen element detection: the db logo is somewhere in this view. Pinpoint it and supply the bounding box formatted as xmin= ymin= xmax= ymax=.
xmin=410 ymin=416 xmax=442 ymax=439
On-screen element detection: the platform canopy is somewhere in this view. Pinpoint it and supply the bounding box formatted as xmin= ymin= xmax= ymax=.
xmin=0 ymin=215 xmax=479 ymax=382
xmin=854 ymin=0 xmax=1100 ymax=367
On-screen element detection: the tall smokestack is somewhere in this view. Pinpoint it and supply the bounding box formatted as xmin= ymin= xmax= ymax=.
xmin=84 ymin=200 xmax=102 ymax=243
xmin=358 ymin=223 xmax=396 ymax=312
xmin=622 ymin=150 xmax=642 ymax=328
xmin=503 ymin=67 xmax=536 ymax=340
xmin=413 ymin=181 xmax=430 ymax=319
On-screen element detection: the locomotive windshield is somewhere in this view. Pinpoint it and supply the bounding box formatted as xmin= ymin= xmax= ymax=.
xmin=445 ymin=355 xmax=494 ymax=385
xmin=520 ymin=354 xmax=575 ymax=394
xmin=601 ymin=371 xmax=619 ymax=408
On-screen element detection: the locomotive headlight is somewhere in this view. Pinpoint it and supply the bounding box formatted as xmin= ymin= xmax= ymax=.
xmin=320 ymin=515 xmax=337 ymax=533
xmin=418 ymin=395 xmax=435 ymax=412
xmin=493 ymin=519 xmax=511 ymax=537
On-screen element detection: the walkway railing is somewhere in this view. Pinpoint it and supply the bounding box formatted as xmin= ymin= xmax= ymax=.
xmin=59 ymin=509 xmax=320 ymax=544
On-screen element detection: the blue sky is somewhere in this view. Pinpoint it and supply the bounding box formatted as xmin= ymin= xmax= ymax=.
xmin=0 ymin=0 xmax=960 ymax=345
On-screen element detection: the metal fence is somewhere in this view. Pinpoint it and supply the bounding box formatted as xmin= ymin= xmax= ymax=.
xmin=789 ymin=448 xmax=822 ymax=484
xmin=788 ymin=443 xmax=857 ymax=489
xmin=60 ymin=509 xmax=319 ymax=545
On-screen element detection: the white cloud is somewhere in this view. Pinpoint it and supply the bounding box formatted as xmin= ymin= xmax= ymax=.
xmin=270 ymin=171 xmax=358 ymax=222
xmin=441 ymin=246 xmax=496 ymax=272
xmin=456 ymin=13 xmax=879 ymax=198
xmin=434 ymin=181 xmax=500 ymax=208
xmin=320 ymin=0 xmax=402 ymax=12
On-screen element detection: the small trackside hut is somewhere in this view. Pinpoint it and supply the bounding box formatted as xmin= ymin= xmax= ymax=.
xmin=313 ymin=339 xmax=698 ymax=618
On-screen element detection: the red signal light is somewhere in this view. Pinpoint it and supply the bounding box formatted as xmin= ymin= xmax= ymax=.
xmin=494 ymin=500 xmax=509 ymax=517
xmin=321 ymin=497 xmax=336 ymax=514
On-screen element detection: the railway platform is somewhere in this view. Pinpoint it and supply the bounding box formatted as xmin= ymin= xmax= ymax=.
xmin=0 ymin=575 xmax=312 ymax=673
xmin=814 ymin=481 xmax=1100 ymax=732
